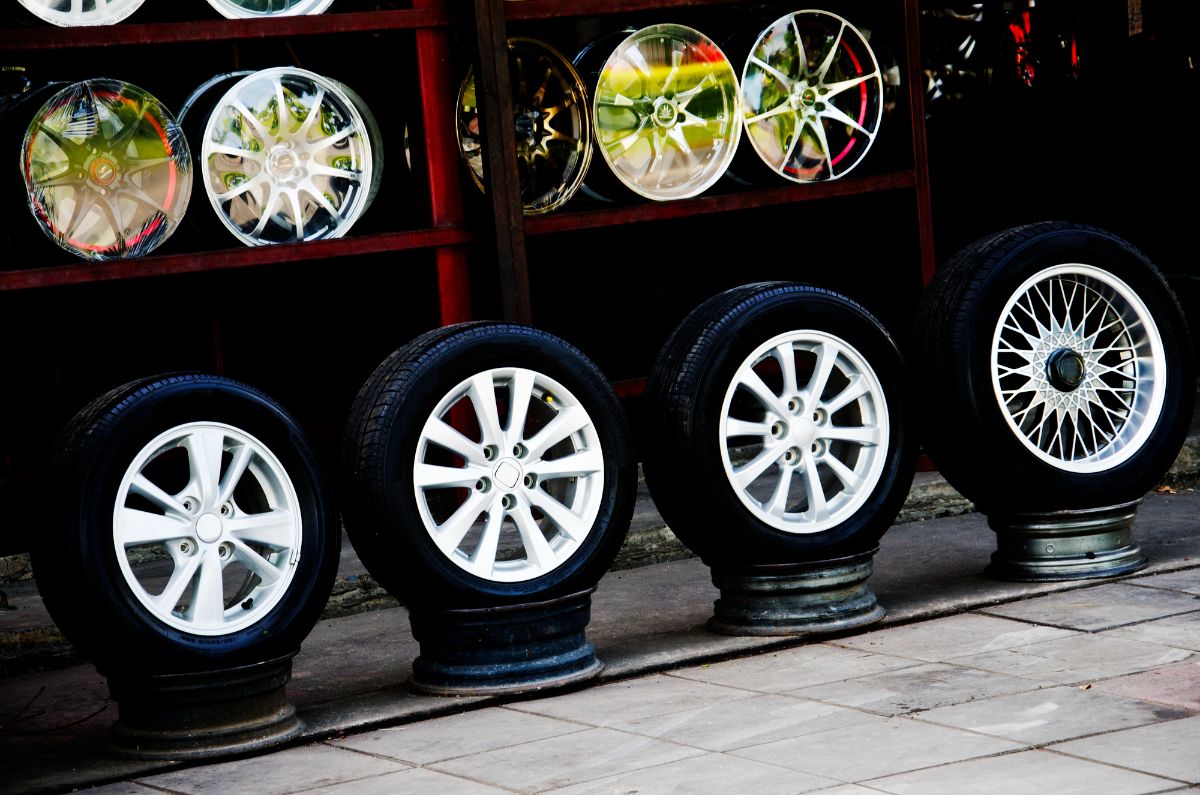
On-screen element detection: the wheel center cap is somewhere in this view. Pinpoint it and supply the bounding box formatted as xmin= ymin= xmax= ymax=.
xmin=89 ymin=157 xmax=117 ymax=186
xmin=493 ymin=458 xmax=522 ymax=490
xmin=653 ymin=99 xmax=679 ymax=127
xmin=1047 ymin=348 xmax=1086 ymax=392
xmin=268 ymin=145 xmax=301 ymax=179
xmin=196 ymin=513 xmax=223 ymax=544
xmin=791 ymin=419 xmax=818 ymax=448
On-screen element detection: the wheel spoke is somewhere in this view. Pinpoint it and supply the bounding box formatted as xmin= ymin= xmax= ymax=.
xmin=117 ymin=508 xmax=191 ymax=547
xmin=822 ymin=424 xmax=884 ymax=446
xmin=790 ymin=14 xmax=810 ymax=77
xmin=735 ymin=366 xmax=788 ymax=416
xmin=153 ymin=553 xmax=203 ymax=613
xmin=512 ymin=500 xmax=557 ymax=568
xmin=423 ymin=418 xmax=487 ymax=465
xmin=822 ymin=375 xmax=870 ymax=415
xmin=523 ymin=405 xmax=590 ymax=461
xmin=183 ymin=427 xmax=226 ymax=507
xmin=800 ymin=450 xmax=828 ymax=521
xmin=186 ymin=547 xmax=227 ymax=626
xmin=415 ymin=462 xmax=486 ymax=489
xmin=748 ymin=56 xmax=794 ymax=90
xmin=529 ymin=449 xmax=603 ymax=480
xmin=806 ymin=342 xmax=838 ymax=403
xmin=733 ymin=444 xmax=783 ymax=489
xmin=215 ymin=172 xmax=269 ymax=202
xmin=469 ymin=503 xmax=505 ymax=578
xmin=822 ymin=71 xmax=881 ymax=99
xmin=773 ymin=343 xmax=800 ymax=396
xmin=226 ymin=510 xmax=294 ymax=549
xmin=765 ymin=466 xmax=793 ymax=515
xmin=725 ymin=418 xmax=771 ymax=439
xmin=810 ymin=116 xmax=836 ymax=175
xmin=819 ymin=102 xmax=875 ymax=139
xmin=131 ymin=474 xmax=190 ymax=518
xmin=467 ymin=373 xmax=504 ymax=446
xmin=229 ymin=538 xmax=281 ymax=586
xmin=230 ymin=100 xmax=271 ymax=140
xmin=526 ymin=489 xmax=589 ymax=541
xmin=505 ymin=369 xmax=536 ymax=446
xmin=675 ymin=73 xmax=715 ymax=112
xmin=745 ymin=102 xmax=796 ymax=126
xmin=824 ymin=452 xmax=864 ymax=494
xmin=431 ymin=490 xmax=490 ymax=556
xmin=814 ymin=21 xmax=847 ymax=82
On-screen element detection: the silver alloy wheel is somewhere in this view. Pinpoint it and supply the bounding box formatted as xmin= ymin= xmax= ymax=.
xmin=113 ymin=421 xmax=303 ymax=636
xmin=991 ymin=263 xmax=1166 ymax=472
xmin=201 ymin=67 xmax=376 ymax=246
xmin=414 ymin=367 xmax=605 ymax=582
xmin=205 ymin=0 xmax=335 ymax=18
xmin=720 ymin=330 xmax=889 ymax=533
xmin=18 ymin=0 xmax=146 ymax=26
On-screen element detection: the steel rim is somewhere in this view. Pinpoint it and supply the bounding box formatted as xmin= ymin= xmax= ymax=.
xmin=991 ymin=264 xmax=1166 ymax=473
xmin=741 ymin=10 xmax=883 ymax=183
xmin=593 ymin=24 xmax=742 ymax=201
xmin=113 ymin=422 xmax=303 ymax=636
xmin=457 ymin=38 xmax=593 ymax=216
xmin=201 ymin=67 xmax=375 ymax=246
xmin=414 ymin=368 xmax=605 ymax=583
xmin=22 ymin=79 xmax=191 ymax=261
xmin=205 ymin=0 xmax=335 ymax=18
xmin=720 ymin=330 xmax=890 ymax=534
xmin=18 ymin=0 xmax=145 ymax=26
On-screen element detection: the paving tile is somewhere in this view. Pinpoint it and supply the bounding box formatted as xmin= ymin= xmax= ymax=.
xmin=1051 ymin=714 xmax=1200 ymax=783
xmin=980 ymin=584 xmax=1200 ymax=631
xmin=790 ymin=662 xmax=1046 ymax=716
xmin=507 ymin=673 xmax=753 ymax=726
xmin=430 ymin=727 xmax=703 ymax=792
xmin=615 ymin=693 xmax=875 ymax=751
xmin=1126 ymin=570 xmax=1200 ymax=596
xmin=136 ymin=744 xmax=408 ymax=795
xmin=330 ymin=707 xmax=585 ymax=764
xmin=837 ymin=613 xmax=1076 ymax=662
xmin=545 ymin=751 xmax=839 ymax=794
xmin=304 ymin=768 xmax=510 ymax=795
xmin=1092 ymin=662 xmax=1200 ymax=711
xmin=1105 ymin=611 xmax=1200 ymax=652
xmin=952 ymin=634 xmax=1194 ymax=685
xmin=803 ymin=788 xmax=886 ymax=795
xmin=866 ymin=749 xmax=1176 ymax=794
xmin=731 ymin=714 xmax=1021 ymax=782
xmin=913 ymin=685 xmax=1193 ymax=744
xmin=80 ymin=784 xmax=163 ymax=794
xmin=670 ymin=644 xmax=919 ymax=693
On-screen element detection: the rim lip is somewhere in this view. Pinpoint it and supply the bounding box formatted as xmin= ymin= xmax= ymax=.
xmin=206 ymin=0 xmax=336 ymax=18
xmin=990 ymin=262 xmax=1167 ymax=473
xmin=413 ymin=367 xmax=605 ymax=583
xmin=593 ymin=23 xmax=743 ymax=202
xmin=457 ymin=37 xmax=594 ymax=216
xmin=740 ymin=9 xmax=884 ymax=184
xmin=112 ymin=421 xmax=303 ymax=637
xmin=18 ymin=0 xmax=146 ymax=26
xmin=719 ymin=329 xmax=891 ymax=534
xmin=200 ymin=66 xmax=374 ymax=247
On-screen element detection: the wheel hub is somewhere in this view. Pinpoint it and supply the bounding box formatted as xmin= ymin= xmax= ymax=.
xmin=652 ymin=97 xmax=680 ymax=128
xmin=196 ymin=513 xmax=223 ymax=544
xmin=267 ymin=144 xmax=304 ymax=181
xmin=1047 ymin=348 xmax=1086 ymax=392
xmin=493 ymin=458 xmax=523 ymax=491
xmin=789 ymin=417 xmax=818 ymax=449
xmin=88 ymin=156 xmax=118 ymax=187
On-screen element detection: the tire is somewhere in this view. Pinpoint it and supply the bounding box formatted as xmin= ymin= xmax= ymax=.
xmin=341 ymin=322 xmax=637 ymax=608
xmin=643 ymin=283 xmax=917 ymax=565
xmin=915 ymin=222 xmax=1195 ymax=512
xmin=33 ymin=374 xmax=338 ymax=674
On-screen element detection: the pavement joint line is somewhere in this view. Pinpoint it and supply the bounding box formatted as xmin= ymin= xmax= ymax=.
xmin=1037 ymin=744 xmax=1197 ymax=786
xmin=974 ymin=606 xmax=1200 ymax=635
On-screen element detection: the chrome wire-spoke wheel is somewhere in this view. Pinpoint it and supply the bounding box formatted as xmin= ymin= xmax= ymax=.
xmin=593 ymin=24 xmax=742 ymax=201
xmin=991 ymin=264 xmax=1166 ymax=472
xmin=18 ymin=0 xmax=145 ymax=26
xmin=414 ymin=367 xmax=605 ymax=583
xmin=202 ymin=67 xmax=377 ymax=246
xmin=458 ymin=38 xmax=592 ymax=215
xmin=742 ymin=10 xmax=883 ymax=182
xmin=113 ymin=421 xmax=303 ymax=636
xmin=22 ymin=80 xmax=191 ymax=261
xmin=720 ymin=330 xmax=889 ymax=533
xmin=205 ymin=0 xmax=335 ymax=18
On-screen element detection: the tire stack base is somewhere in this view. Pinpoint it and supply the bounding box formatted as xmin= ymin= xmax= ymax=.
xmin=408 ymin=589 xmax=603 ymax=696
xmin=985 ymin=500 xmax=1148 ymax=582
xmin=708 ymin=549 xmax=885 ymax=637
xmin=107 ymin=654 xmax=302 ymax=760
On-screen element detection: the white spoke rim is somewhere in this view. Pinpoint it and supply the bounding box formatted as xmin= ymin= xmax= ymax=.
xmin=205 ymin=0 xmax=336 ymax=19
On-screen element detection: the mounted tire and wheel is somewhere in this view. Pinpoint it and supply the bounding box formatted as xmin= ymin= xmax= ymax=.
xmin=916 ymin=222 xmax=1194 ymax=513
xmin=643 ymin=283 xmax=917 ymax=565
xmin=33 ymin=374 xmax=339 ymax=674
xmin=341 ymin=322 xmax=637 ymax=608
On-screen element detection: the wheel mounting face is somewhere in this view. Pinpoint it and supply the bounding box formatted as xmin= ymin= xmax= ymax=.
xmin=22 ymin=79 xmax=192 ymax=261
xmin=205 ymin=0 xmax=336 ymax=18
xmin=201 ymin=67 xmax=375 ymax=247
xmin=990 ymin=263 xmax=1167 ymax=473
xmin=113 ymin=422 xmax=303 ymax=637
xmin=741 ymin=10 xmax=883 ymax=183
xmin=458 ymin=38 xmax=593 ymax=216
xmin=414 ymin=367 xmax=605 ymax=583
xmin=18 ymin=0 xmax=146 ymax=26
xmin=719 ymin=330 xmax=890 ymax=534
xmin=593 ymin=24 xmax=742 ymax=201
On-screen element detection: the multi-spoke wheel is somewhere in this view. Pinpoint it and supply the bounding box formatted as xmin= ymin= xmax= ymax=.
xmin=741 ymin=11 xmax=883 ymax=183
xmin=18 ymin=0 xmax=145 ymax=26
xmin=592 ymin=24 xmax=742 ymax=201
xmin=21 ymin=80 xmax=191 ymax=261
xmin=643 ymin=283 xmax=916 ymax=564
xmin=457 ymin=38 xmax=592 ymax=215
xmin=205 ymin=0 xmax=335 ymax=18
xmin=916 ymin=222 xmax=1194 ymax=511
xmin=341 ymin=323 xmax=636 ymax=607
xmin=200 ymin=67 xmax=381 ymax=246
xmin=34 ymin=375 xmax=338 ymax=673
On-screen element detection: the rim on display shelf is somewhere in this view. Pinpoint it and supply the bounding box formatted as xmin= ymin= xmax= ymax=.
xmin=201 ymin=67 xmax=381 ymax=247
xmin=205 ymin=0 xmax=335 ymax=19
xmin=21 ymin=79 xmax=191 ymax=261
xmin=741 ymin=10 xmax=884 ymax=183
xmin=593 ymin=24 xmax=742 ymax=201
xmin=17 ymin=0 xmax=145 ymax=26
xmin=457 ymin=38 xmax=592 ymax=216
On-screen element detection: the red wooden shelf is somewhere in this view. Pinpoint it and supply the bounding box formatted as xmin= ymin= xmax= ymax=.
xmin=505 ymin=0 xmax=744 ymax=22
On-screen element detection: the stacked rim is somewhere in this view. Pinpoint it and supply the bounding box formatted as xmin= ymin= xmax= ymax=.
xmin=21 ymin=79 xmax=192 ymax=261
xmin=17 ymin=0 xmax=146 ymax=26
xmin=205 ymin=0 xmax=336 ymax=18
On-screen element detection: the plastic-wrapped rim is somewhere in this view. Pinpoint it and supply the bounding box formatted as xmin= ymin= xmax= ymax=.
xmin=741 ymin=10 xmax=883 ymax=182
xmin=201 ymin=67 xmax=378 ymax=247
xmin=205 ymin=0 xmax=335 ymax=18
xmin=21 ymin=79 xmax=191 ymax=261
xmin=17 ymin=0 xmax=146 ymax=26
xmin=593 ymin=24 xmax=742 ymax=201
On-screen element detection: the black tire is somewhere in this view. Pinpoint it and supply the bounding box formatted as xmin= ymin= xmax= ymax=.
xmin=915 ymin=222 xmax=1194 ymax=512
xmin=341 ymin=322 xmax=637 ymax=608
xmin=33 ymin=374 xmax=338 ymax=675
xmin=643 ymin=283 xmax=917 ymax=565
